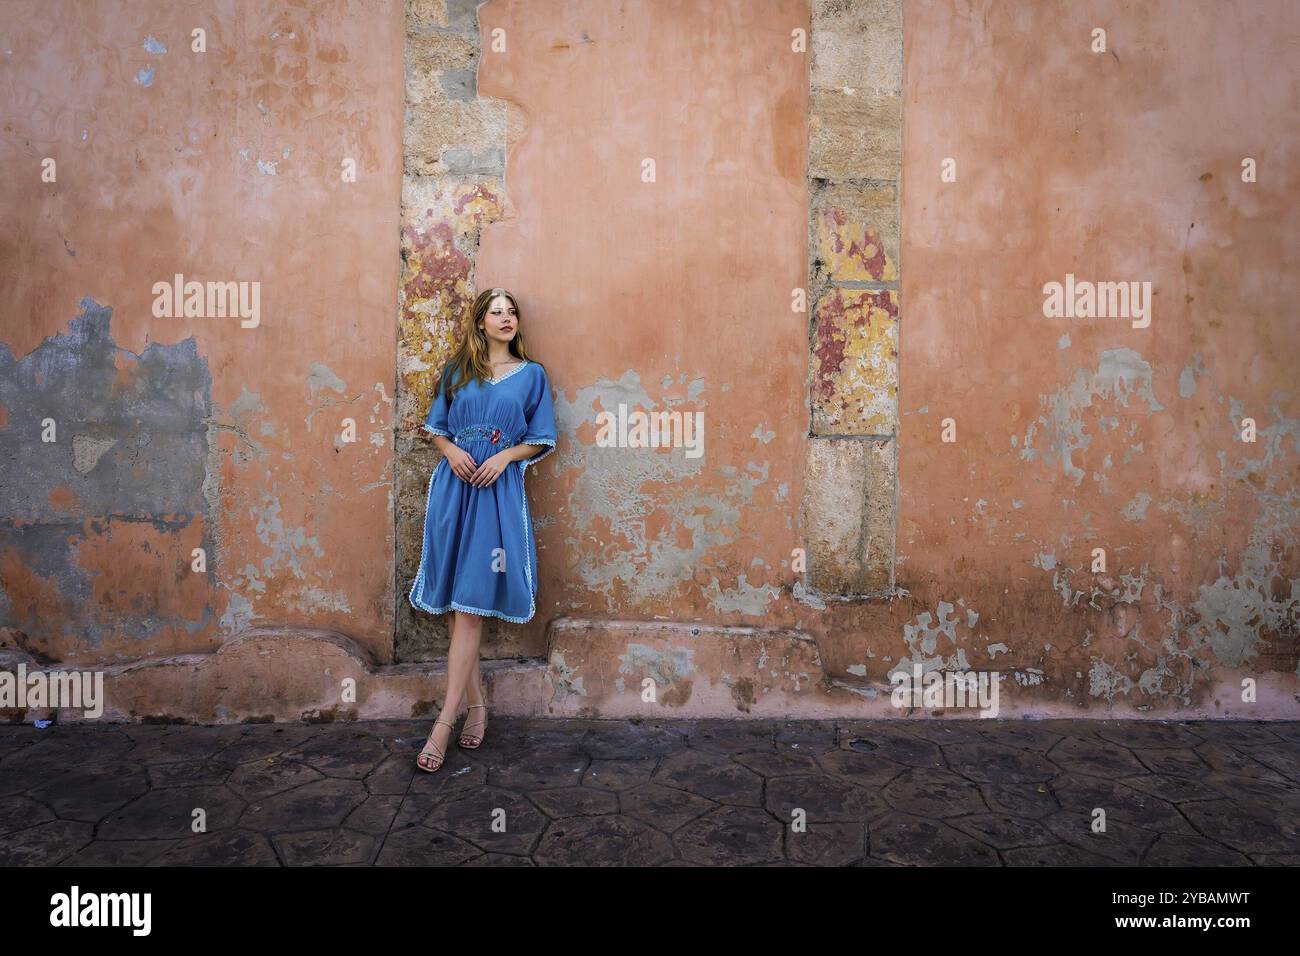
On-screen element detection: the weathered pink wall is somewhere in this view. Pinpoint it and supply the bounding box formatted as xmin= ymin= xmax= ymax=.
xmin=2 ymin=0 xmax=1295 ymax=721
xmin=0 ymin=1 xmax=404 ymax=665
xmin=468 ymin=0 xmax=811 ymax=628
xmin=894 ymin=0 xmax=1300 ymax=712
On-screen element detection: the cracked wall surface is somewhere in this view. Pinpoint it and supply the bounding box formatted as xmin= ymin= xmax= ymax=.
xmin=1 ymin=1 xmax=404 ymax=667
xmin=885 ymin=0 xmax=1300 ymax=714
xmin=2 ymin=0 xmax=1295 ymax=721
xmin=398 ymin=0 xmax=812 ymax=659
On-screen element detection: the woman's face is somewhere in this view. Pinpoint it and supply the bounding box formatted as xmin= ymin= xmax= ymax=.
xmin=480 ymin=296 xmax=518 ymax=344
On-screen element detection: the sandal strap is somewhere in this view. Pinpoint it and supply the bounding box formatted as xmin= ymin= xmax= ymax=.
xmin=419 ymin=719 xmax=457 ymax=760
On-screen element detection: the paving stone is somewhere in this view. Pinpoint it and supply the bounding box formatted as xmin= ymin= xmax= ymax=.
xmin=946 ymin=813 xmax=1057 ymax=849
xmin=424 ymin=785 xmax=547 ymax=854
xmin=884 ymin=768 xmax=987 ymax=817
xmin=0 ymin=765 xmax=70 ymax=797
xmin=1196 ymin=771 xmax=1300 ymax=805
xmin=888 ymin=722 xmax=979 ymax=746
xmin=343 ymin=794 xmax=404 ymax=835
xmin=0 ymin=820 xmax=94 ymax=865
xmin=1120 ymin=773 xmax=1226 ymax=804
xmin=373 ymin=825 xmax=480 ymax=865
xmin=787 ymin=821 xmax=867 ymax=865
xmin=1143 ymin=833 xmax=1251 ymax=865
xmin=620 ymin=783 xmax=715 ymax=832
xmin=942 ymin=742 xmax=1058 ymax=783
xmin=733 ymin=750 xmax=821 ymax=777
xmin=1131 ymin=747 xmax=1211 ymax=777
xmin=1195 ymin=743 xmax=1294 ymax=783
xmin=978 ymin=782 xmax=1059 ymax=819
xmin=1235 ymin=742 xmax=1300 ymax=783
xmin=487 ymin=749 xmax=589 ymax=791
xmin=583 ymin=758 xmax=657 ymax=791
xmin=775 ymin=722 xmax=839 ymax=754
xmin=976 ymin=723 xmax=1066 ymax=752
xmin=282 ymin=732 xmax=391 ymax=780
xmin=99 ymin=785 xmax=244 ymax=840
xmin=2 ymin=718 xmax=1294 ymax=866
xmin=840 ymin=726 xmax=946 ymax=768
xmin=122 ymin=726 xmax=235 ymax=764
xmin=149 ymin=828 xmax=280 ymax=866
xmin=1050 ymin=774 xmax=1197 ymax=835
xmin=1048 ymin=736 xmax=1147 ymax=777
xmin=409 ymin=757 xmax=488 ymax=799
xmin=461 ymin=852 xmax=535 ymax=866
xmin=686 ymin=721 xmax=776 ymax=755
xmin=816 ymin=749 xmax=908 ymax=789
xmin=766 ymin=773 xmax=889 ymax=823
xmin=275 ymin=828 xmax=376 ymax=866
xmin=1039 ymin=810 xmax=1156 ymax=864
xmin=213 ymin=727 xmax=323 ymax=765
xmin=1192 ymin=722 xmax=1284 ymax=747
xmin=0 ymin=794 xmax=57 ymax=835
xmin=651 ymin=751 xmax=763 ymax=806
xmin=390 ymin=790 xmax=449 ymax=831
xmin=673 ymin=806 xmax=784 ymax=865
xmin=238 ymin=778 xmax=367 ymax=833
xmin=869 ymin=813 xmax=1000 ymax=865
xmin=1180 ymin=799 xmax=1300 ymax=854
xmin=4 ymin=731 xmax=133 ymax=774
xmin=62 ymin=839 xmax=180 ymax=865
xmin=1096 ymin=721 xmax=1205 ymax=750
xmin=1002 ymin=842 xmax=1116 ymax=866
xmin=227 ymin=757 xmax=324 ymax=800
xmin=148 ymin=759 xmax=237 ymax=788
xmin=26 ymin=767 xmax=149 ymax=822
xmin=534 ymin=815 xmax=675 ymax=865
xmin=527 ymin=786 xmax=620 ymax=819
xmin=366 ymin=753 xmax=416 ymax=795
xmin=581 ymin=724 xmax=684 ymax=759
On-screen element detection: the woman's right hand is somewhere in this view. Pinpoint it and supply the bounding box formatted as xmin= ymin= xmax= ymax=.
xmin=444 ymin=445 xmax=479 ymax=482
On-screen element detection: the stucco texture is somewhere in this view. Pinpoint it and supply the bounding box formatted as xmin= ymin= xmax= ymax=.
xmin=0 ymin=1 xmax=405 ymax=664
xmin=891 ymin=0 xmax=1300 ymax=713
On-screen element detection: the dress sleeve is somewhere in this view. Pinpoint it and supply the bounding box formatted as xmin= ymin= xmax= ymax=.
xmin=421 ymin=364 xmax=454 ymax=437
xmin=519 ymin=364 xmax=557 ymax=473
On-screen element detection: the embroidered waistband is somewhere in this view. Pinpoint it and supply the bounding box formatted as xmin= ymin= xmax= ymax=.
xmin=454 ymin=423 xmax=518 ymax=446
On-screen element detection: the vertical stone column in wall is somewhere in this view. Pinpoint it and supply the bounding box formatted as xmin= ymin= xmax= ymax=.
xmin=396 ymin=0 xmax=515 ymax=659
xmin=801 ymin=0 xmax=902 ymax=597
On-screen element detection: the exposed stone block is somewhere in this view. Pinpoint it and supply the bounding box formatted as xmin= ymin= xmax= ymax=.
xmin=811 ymin=289 xmax=899 ymax=435
xmin=801 ymin=436 xmax=896 ymax=594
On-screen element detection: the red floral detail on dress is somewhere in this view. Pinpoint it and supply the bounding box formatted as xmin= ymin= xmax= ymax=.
xmin=490 ymin=428 xmax=501 ymax=444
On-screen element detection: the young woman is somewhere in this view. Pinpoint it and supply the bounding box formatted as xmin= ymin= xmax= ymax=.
xmin=408 ymin=287 xmax=557 ymax=772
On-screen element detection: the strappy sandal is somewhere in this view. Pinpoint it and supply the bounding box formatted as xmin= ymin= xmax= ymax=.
xmin=458 ymin=703 xmax=488 ymax=750
xmin=416 ymin=718 xmax=456 ymax=772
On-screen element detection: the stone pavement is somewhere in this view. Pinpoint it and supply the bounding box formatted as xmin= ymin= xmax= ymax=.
xmin=0 ymin=718 xmax=1297 ymax=866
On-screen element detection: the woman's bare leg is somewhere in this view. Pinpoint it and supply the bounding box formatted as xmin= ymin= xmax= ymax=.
xmin=459 ymin=638 xmax=487 ymax=745
xmin=418 ymin=610 xmax=483 ymax=769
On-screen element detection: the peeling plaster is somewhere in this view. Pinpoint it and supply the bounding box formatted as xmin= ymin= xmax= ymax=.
xmin=1019 ymin=348 xmax=1165 ymax=485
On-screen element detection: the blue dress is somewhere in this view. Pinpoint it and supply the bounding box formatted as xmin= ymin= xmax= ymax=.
xmin=409 ymin=359 xmax=558 ymax=623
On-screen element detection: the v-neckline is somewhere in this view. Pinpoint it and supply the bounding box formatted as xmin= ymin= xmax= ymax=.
xmin=487 ymin=360 xmax=529 ymax=385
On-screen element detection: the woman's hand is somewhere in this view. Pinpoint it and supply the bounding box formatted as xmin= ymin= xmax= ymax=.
xmin=444 ymin=445 xmax=479 ymax=482
xmin=468 ymin=451 xmax=511 ymax=488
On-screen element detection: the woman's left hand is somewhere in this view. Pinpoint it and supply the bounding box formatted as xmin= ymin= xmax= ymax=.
xmin=469 ymin=452 xmax=511 ymax=487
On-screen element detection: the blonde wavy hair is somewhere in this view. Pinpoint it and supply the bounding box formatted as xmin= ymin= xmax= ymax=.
xmin=437 ymin=287 xmax=537 ymax=402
